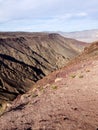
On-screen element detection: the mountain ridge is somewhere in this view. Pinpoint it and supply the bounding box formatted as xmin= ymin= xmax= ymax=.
xmin=0 ymin=32 xmax=87 ymax=103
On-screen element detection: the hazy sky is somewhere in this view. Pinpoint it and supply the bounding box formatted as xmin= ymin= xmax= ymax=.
xmin=0 ymin=0 xmax=98 ymax=32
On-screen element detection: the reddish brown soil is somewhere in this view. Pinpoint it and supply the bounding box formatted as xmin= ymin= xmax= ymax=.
xmin=0 ymin=53 xmax=98 ymax=130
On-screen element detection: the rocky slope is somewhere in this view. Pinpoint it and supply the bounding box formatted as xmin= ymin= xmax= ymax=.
xmin=0 ymin=32 xmax=87 ymax=103
xmin=0 ymin=42 xmax=97 ymax=130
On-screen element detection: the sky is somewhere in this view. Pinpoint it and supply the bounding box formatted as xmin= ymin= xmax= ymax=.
xmin=0 ymin=0 xmax=98 ymax=32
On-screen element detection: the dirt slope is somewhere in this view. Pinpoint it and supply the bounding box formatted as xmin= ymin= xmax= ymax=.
xmin=0 ymin=42 xmax=97 ymax=130
xmin=0 ymin=32 xmax=87 ymax=102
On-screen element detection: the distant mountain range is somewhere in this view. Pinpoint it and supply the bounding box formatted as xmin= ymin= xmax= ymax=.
xmin=59 ymin=29 xmax=98 ymax=42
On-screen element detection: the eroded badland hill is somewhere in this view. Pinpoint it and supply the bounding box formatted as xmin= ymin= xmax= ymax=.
xmin=0 ymin=32 xmax=87 ymax=103
xmin=0 ymin=39 xmax=98 ymax=130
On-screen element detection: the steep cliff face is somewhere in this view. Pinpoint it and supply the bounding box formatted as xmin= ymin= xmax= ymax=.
xmin=0 ymin=32 xmax=87 ymax=102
